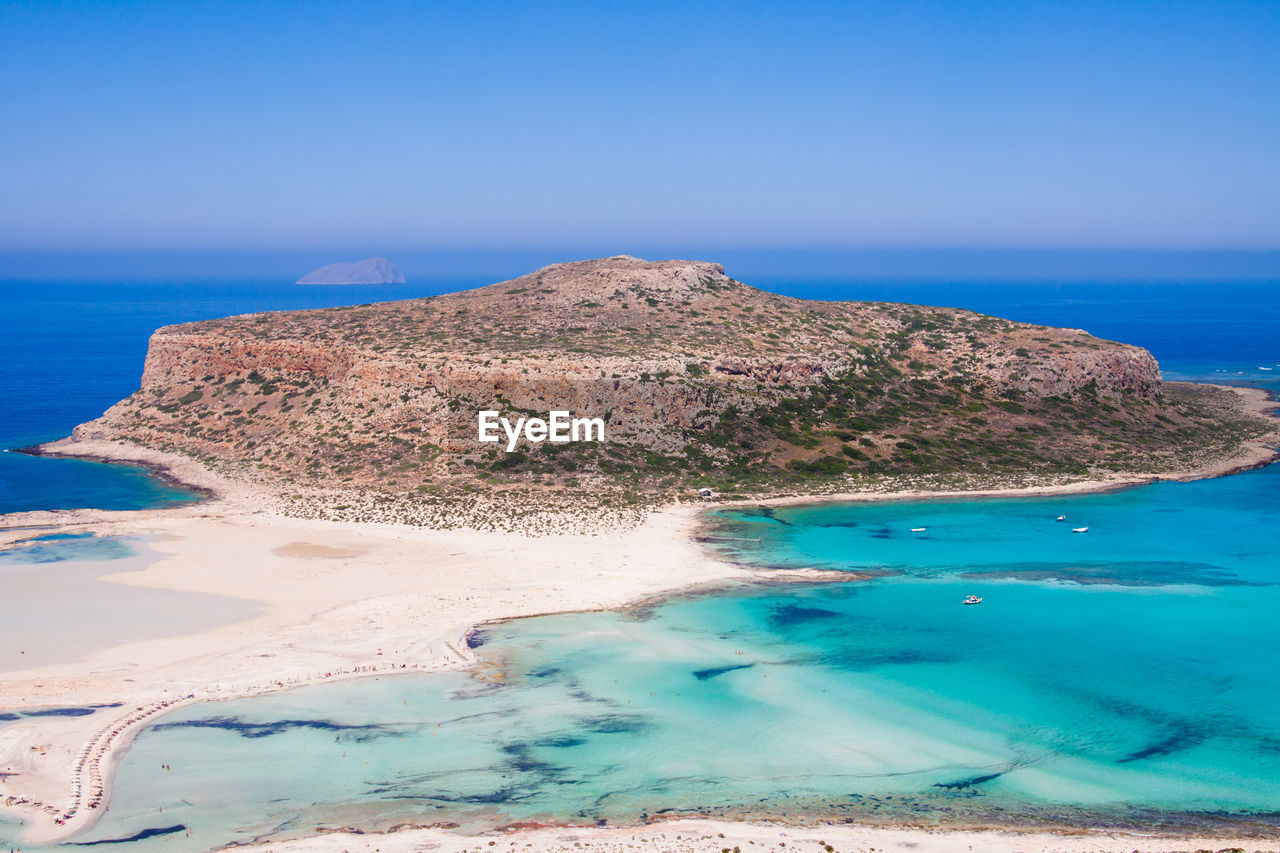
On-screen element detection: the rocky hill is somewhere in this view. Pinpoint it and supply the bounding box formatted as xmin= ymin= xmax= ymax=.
xmin=71 ymin=256 xmax=1275 ymax=522
xmin=297 ymin=257 xmax=404 ymax=284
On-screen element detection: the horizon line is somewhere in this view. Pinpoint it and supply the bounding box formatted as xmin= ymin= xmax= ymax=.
xmin=4 ymin=245 xmax=1280 ymax=255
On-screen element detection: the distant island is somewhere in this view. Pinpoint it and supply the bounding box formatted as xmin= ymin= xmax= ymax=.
xmin=297 ymin=256 xmax=405 ymax=284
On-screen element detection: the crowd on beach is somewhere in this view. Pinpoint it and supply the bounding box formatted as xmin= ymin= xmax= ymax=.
xmin=55 ymin=695 xmax=195 ymax=824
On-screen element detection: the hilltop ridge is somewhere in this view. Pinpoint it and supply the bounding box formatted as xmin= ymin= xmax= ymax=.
xmin=65 ymin=257 xmax=1277 ymax=527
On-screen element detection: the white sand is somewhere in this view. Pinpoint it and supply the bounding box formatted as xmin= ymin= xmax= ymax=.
xmin=218 ymin=816 xmax=1280 ymax=853
xmin=0 ymin=499 xmax=745 ymax=844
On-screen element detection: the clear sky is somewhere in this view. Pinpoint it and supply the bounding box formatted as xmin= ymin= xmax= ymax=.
xmin=2 ymin=0 xmax=1277 ymax=252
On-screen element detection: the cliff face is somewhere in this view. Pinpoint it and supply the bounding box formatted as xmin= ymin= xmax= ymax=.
xmin=78 ymin=256 xmax=1210 ymax=498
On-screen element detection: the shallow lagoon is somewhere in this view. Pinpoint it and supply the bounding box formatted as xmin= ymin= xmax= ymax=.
xmin=0 ymin=536 xmax=262 ymax=671
xmin=28 ymin=464 xmax=1279 ymax=852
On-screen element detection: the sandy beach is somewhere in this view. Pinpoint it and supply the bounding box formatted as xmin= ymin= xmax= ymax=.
xmin=0 ymin=498 xmax=743 ymax=845
xmin=225 ymin=816 xmax=1280 ymax=853
xmin=1 ymin=384 xmax=1276 ymax=850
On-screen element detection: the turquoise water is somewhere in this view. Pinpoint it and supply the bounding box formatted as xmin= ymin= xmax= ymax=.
xmin=20 ymin=463 xmax=1276 ymax=851
xmin=0 ymin=531 xmax=134 ymax=564
xmin=708 ymin=465 xmax=1279 ymax=587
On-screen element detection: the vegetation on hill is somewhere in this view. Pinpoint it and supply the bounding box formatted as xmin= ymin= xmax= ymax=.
xmin=74 ymin=257 xmax=1277 ymax=526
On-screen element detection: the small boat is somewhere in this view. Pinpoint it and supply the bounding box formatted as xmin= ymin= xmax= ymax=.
xmin=1072 ymin=526 xmax=1089 ymax=533
xmin=1056 ymin=514 xmax=1066 ymax=521
xmin=962 ymin=595 xmax=982 ymax=605
xmin=910 ymin=527 xmax=927 ymax=532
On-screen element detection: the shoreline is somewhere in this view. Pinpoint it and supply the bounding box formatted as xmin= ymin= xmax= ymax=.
xmin=0 ymin=502 xmax=741 ymax=845
xmin=12 ymin=443 xmax=220 ymax=503
xmin=707 ymin=383 xmax=1279 ymax=512
xmin=22 ymin=384 xmax=1279 ymax=528
xmin=22 ymin=437 xmax=251 ymax=508
xmin=219 ymin=816 xmax=1280 ymax=853
xmin=0 ymin=383 xmax=1276 ymax=849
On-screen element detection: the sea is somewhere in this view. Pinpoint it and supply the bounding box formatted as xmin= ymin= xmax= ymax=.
xmin=0 ymin=276 xmax=1277 ymax=849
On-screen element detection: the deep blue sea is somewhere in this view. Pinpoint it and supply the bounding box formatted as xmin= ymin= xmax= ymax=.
xmin=0 ymin=276 xmax=1277 ymax=850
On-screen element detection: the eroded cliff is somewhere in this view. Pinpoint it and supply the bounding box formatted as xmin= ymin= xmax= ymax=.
xmin=71 ymin=257 xmax=1269 ymax=510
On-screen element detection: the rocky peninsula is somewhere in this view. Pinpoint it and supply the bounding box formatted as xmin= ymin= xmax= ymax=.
xmin=59 ymin=255 xmax=1279 ymax=529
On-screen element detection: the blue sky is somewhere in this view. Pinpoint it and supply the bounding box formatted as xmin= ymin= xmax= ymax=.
xmin=1 ymin=0 xmax=1277 ymax=252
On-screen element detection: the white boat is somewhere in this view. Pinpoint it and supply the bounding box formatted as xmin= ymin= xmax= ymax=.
xmin=1072 ymin=526 xmax=1089 ymax=533
xmin=1056 ymin=514 xmax=1066 ymax=521
xmin=962 ymin=595 xmax=982 ymax=605
xmin=911 ymin=527 xmax=927 ymax=532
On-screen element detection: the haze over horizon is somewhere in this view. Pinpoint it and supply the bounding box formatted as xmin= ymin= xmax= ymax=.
xmin=3 ymin=247 xmax=1280 ymax=282
xmin=2 ymin=0 xmax=1277 ymax=255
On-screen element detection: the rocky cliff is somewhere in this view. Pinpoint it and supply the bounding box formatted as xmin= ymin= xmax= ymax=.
xmin=73 ymin=256 xmax=1261 ymax=505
